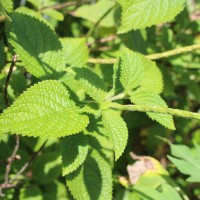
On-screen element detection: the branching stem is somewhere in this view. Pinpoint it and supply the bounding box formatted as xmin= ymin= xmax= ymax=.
xmin=110 ymin=103 xmax=200 ymax=120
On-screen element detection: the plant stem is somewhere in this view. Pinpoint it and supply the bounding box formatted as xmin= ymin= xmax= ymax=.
xmin=88 ymin=44 xmax=200 ymax=64
xmin=146 ymin=44 xmax=200 ymax=60
xmin=110 ymin=103 xmax=200 ymax=120
xmin=4 ymin=54 xmax=18 ymax=107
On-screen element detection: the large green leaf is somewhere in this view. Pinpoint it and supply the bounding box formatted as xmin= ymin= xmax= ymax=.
xmin=67 ymin=150 xmax=112 ymax=200
xmin=0 ymin=80 xmax=89 ymax=137
xmin=118 ymin=0 xmax=186 ymax=33
xmin=61 ymin=133 xmax=89 ymax=176
xmin=9 ymin=12 xmax=65 ymax=79
xmin=61 ymin=38 xmax=89 ymax=67
xmin=130 ymin=90 xmax=175 ymax=130
xmin=168 ymin=143 xmax=200 ymax=182
xmin=73 ymin=67 xmax=108 ymax=103
xmin=102 ymin=109 xmax=128 ymax=160
xmin=134 ymin=183 xmax=182 ymax=200
xmin=120 ymin=48 xmax=163 ymax=94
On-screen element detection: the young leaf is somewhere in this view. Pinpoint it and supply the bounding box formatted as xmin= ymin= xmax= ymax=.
xmin=73 ymin=67 xmax=108 ymax=103
xmin=61 ymin=38 xmax=89 ymax=67
xmin=66 ymin=150 xmax=112 ymax=200
xmin=61 ymin=133 xmax=89 ymax=176
xmin=0 ymin=80 xmax=89 ymax=137
xmin=118 ymin=0 xmax=186 ymax=33
xmin=102 ymin=109 xmax=128 ymax=160
xmin=130 ymin=90 xmax=175 ymax=130
xmin=9 ymin=12 xmax=65 ymax=79
xmin=120 ymin=48 xmax=144 ymax=93
xmin=119 ymin=48 xmax=163 ymax=94
xmin=168 ymin=144 xmax=200 ymax=182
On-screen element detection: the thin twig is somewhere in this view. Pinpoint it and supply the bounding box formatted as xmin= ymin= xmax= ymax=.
xmin=88 ymin=44 xmax=200 ymax=64
xmin=86 ymin=4 xmax=117 ymax=38
xmin=39 ymin=0 xmax=91 ymax=11
xmin=4 ymin=135 xmax=20 ymax=185
xmin=4 ymin=54 xmax=18 ymax=107
xmin=9 ymin=141 xmax=47 ymax=184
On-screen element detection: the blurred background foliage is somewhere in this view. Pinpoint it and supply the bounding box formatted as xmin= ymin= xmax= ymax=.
xmin=0 ymin=0 xmax=200 ymax=199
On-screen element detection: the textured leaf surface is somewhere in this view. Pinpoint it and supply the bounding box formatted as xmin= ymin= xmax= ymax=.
xmin=67 ymin=150 xmax=112 ymax=200
xmin=168 ymin=144 xmax=200 ymax=182
xmin=73 ymin=67 xmax=107 ymax=103
xmin=0 ymin=0 xmax=13 ymax=13
xmin=102 ymin=109 xmax=128 ymax=160
xmin=118 ymin=0 xmax=186 ymax=33
xmin=120 ymin=48 xmax=163 ymax=94
xmin=9 ymin=12 xmax=65 ymax=79
xmin=131 ymin=90 xmax=175 ymax=130
xmin=61 ymin=38 xmax=88 ymax=67
xmin=61 ymin=133 xmax=89 ymax=176
xmin=74 ymin=0 xmax=116 ymax=27
xmin=0 ymin=80 xmax=89 ymax=137
xmin=134 ymin=183 xmax=182 ymax=200
xmin=120 ymin=49 xmax=144 ymax=93
xmin=32 ymin=152 xmax=62 ymax=184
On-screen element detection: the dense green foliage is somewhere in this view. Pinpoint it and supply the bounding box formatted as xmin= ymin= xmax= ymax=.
xmin=0 ymin=0 xmax=200 ymax=199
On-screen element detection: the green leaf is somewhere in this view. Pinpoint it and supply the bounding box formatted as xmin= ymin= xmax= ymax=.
xmin=119 ymin=48 xmax=163 ymax=94
xmin=130 ymin=90 xmax=175 ymax=130
xmin=61 ymin=133 xmax=89 ymax=176
xmin=42 ymin=9 xmax=64 ymax=21
xmin=0 ymin=80 xmax=89 ymax=137
xmin=140 ymin=59 xmax=163 ymax=94
xmin=168 ymin=144 xmax=200 ymax=182
xmin=102 ymin=109 xmax=128 ymax=160
xmin=9 ymin=12 xmax=65 ymax=79
xmin=73 ymin=67 xmax=108 ymax=103
xmin=20 ymin=185 xmax=43 ymax=200
xmin=120 ymin=49 xmax=144 ymax=93
xmin=32 ymin=151 xmax=62 ymax=184
xmin=134 ymin=183 xmax=182 ymax=200
xmin=118 ymin=0 xmax=186 ymax=33
xmin=61 ymin=38 xmax=89 ymax=67
xmin=74 ymin=0 xmax=116 ymax=27
xmin=0 ymin=0 xmax=13 ymax=14
xmin=67 ymin=150 xmax=112 ymax=200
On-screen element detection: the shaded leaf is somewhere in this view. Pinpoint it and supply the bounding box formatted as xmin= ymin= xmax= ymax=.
xmin=9 ymin=12 xmax=65 ymax=79
xmin=67 ymin=150 xmax=112 ymax=200
xmin=61 ymin=133 xmax=89 ymax=176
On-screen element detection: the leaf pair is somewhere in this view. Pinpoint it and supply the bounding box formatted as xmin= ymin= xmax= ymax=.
xmin=118 ymin=48 xmax=175 ymax=130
